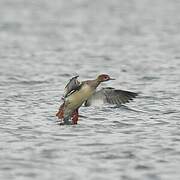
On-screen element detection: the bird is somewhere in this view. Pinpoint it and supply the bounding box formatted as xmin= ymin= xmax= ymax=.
xmin=56 ymin=74 xmax=138 ymax=125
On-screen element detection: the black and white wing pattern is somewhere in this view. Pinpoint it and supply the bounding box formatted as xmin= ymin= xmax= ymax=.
xmin=84 ymin=87 xmax=138 ymax=106
xmin=63 ymin=75 xmax=81 ymax=98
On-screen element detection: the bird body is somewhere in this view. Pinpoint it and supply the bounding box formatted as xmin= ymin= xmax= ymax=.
xmin=64 ymin=83 xmax=95 ymax=117
xmin=56 ymin=74 xmax=137 ymax=125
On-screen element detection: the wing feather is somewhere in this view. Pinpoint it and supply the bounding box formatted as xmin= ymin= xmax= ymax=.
xmin=63 ymin=75 xmax=81 ymax=98
xmin=84 ymin=87 xmax=138 ymax=106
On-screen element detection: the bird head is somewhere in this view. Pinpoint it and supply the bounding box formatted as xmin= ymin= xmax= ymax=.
xmin=97 ymin=74 xmax=115 ymax=82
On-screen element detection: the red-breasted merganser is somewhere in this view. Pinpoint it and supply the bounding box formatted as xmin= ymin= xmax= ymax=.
xmin=56 ymin=74 xmax=138 ymax=125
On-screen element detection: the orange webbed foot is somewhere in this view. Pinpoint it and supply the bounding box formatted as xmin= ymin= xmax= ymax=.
xmin=56 ymin=103 xmax=65 ymax=119
xmin=71 ymin=109 xmax=79 ymax=124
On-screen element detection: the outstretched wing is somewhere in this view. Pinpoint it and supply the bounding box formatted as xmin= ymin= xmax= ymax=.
xmin=63 ymin=75 xmax=81 ymax=98
xmin=84 ymin=87 xmax=138 ymax=106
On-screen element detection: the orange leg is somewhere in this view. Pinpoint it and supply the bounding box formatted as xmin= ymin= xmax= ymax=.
xmin=71 ymin=109 xmax=79 ymax=124
xmin=56 ymin=103 xmax=64 ymax=119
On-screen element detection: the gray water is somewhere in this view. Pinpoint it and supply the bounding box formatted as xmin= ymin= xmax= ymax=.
xmin=0 ymin=0 xmax=180 ymax=179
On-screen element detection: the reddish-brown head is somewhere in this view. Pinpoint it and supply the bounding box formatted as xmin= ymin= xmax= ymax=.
xmin=97 ymin=74 xmax=115 ymax=82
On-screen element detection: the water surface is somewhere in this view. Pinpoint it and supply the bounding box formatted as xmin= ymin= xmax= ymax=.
xmin=0 ymin=0 xmax=180 ymax=179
